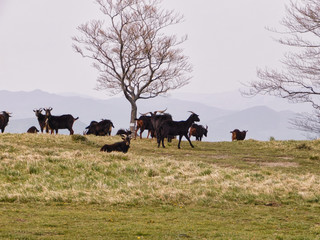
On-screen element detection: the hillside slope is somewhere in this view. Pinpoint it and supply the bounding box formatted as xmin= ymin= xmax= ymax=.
xmin=0 ymin=134 xmax=319 ymax=239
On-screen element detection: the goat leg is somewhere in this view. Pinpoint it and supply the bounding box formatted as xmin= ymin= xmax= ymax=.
xmin=185 ymin=134 xmax=194 ymax=148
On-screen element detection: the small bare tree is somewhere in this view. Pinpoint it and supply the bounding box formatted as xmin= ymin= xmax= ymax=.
xmin=73 ymin=0 xmax=192 ymax=132
xmin=245 ymin=0 xmax=320 ymax=135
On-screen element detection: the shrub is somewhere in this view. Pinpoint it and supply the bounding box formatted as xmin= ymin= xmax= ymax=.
xmin=269 ymin=136 xmax=275 ymax=141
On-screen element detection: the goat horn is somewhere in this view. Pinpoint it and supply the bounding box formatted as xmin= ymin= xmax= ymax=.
xmin=157 ymin=108 xmax=167 ymax=114
xmin=188 ymin=111 xmax=195 ymax=114
xmin=139 ymin=112 xmax=149 ymax=116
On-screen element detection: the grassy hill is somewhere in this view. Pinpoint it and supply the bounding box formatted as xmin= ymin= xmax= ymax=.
xmin=0 ymin=134 xmax=320 ymax=239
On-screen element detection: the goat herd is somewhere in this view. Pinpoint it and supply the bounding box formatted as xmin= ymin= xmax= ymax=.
xmin=0 ymin=109 xmax=248 ymax=153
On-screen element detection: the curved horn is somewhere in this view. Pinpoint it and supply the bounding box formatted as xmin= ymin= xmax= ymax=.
xmin=139 ymin=112 xmax=150 ymax=116
xmin=153 ymin=108 xmax=167 ymax=115
xmin=188 ymin=111 xmax=195 ymax=114
xmin=157 ymin=108 xmax=167 ymax=114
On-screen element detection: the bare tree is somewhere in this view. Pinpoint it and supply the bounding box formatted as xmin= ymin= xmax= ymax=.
xmin=245 ymin=0 xmax=320 ymax=135
xmin=73 ymin=0 xmax=192 ymax=132
xmin=289 ymin=112 xmax=320 ymax=136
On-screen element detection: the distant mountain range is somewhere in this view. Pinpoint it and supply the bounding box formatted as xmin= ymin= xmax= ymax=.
xmin=0 ymin=89 xmax=306 ymax=141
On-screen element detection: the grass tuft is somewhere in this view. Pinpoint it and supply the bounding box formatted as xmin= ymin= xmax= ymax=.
xmin=71 ymin=134 xmax=88 ymax=143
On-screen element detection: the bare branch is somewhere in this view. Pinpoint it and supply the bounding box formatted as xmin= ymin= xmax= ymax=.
xmin=73 ymin=0 xmax=192 ymax=130
xmin=244 ymin=0 xmax=320 ymax=135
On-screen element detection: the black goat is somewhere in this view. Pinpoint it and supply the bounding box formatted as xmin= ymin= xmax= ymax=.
xmin=149 ymin=109 xmax=172 ymax=133
xmin=84 ymin=119 xmax=114 ymax=136
xmin=84 ymin=121 xmax=98 ymax=135
xmin=148 ymin=109 xmax=173 ymax=140
xmin=44 ymin=107 xmax=79 ymax=135
xmin=27 ymin=126 xmax=39 ymax=133
xmin=157 ymin=112 xmax=200 ymax=149
xmin=189 ymin=123 xmax=208 ymax=141
xmin=100 ymin=135 xmax=131 ymax=153
xmin=116 ymin=129 xmax=132 ymax=136
xmin=230 ymin=129 xmax=248 ymax=141
xmin=33 ymin=108 xmax=49 ymax=133
xmin=0 ymin=111 xmax=11 ymax=133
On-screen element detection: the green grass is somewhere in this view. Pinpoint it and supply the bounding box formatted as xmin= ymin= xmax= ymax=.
xmin=0 ymin=133 xmax=320 ymax=239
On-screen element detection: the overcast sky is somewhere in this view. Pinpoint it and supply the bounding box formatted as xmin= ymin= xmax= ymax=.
xmin=0 ymin=0 xmax=289 ymax=99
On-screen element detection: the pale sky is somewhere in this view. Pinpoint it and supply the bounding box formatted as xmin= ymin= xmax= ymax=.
xmin=0 ymin=0 xmax=289 ymax=99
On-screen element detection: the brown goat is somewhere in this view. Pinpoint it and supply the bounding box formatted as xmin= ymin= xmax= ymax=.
xmin=230 ymin=129 xmax=248 ymax=141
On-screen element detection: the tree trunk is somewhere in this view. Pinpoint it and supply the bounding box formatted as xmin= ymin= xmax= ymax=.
xmin=129 ymin=101 xmax=137 ymax=134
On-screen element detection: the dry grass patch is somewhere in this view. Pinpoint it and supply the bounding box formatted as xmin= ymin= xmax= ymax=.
xmin=260 ymin=162 xmax=299 ymax=167
xmin=0 ymin=134 xmax=320 ymax=206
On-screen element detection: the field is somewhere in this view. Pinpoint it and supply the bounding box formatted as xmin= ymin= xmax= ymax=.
xmin=0 ymin=133 xmax=320 ymax=239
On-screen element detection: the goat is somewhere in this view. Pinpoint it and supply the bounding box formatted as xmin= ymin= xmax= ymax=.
xmin=100 ymin=134 xmax=131 ymax=153
xmin=230 ymin=129 xmax=248 ymax=141
xmin=84 ymin=121 xmax=98 ymax=135
xmin=44 ymin=107 xmax=79 ymax=135
xmin=134 ymin=114 xmax=154 ymax=139
xmin=33 ymin=108 xmax=49 ymax=133
xmin=0 ymin=111 xmax=11 ymax=133
xmin=116 ymin=129 xmax=132 ymax=136
xmin=84 ymin=119 xmax=114 ymax=136
xmin=149 ymin=109 xmax=171 ymax=132
xmin=27 ymin=126 xmax=39 ymax=133
xmin=157 ymin=112 xmax=200 ymax=149
xmin=148 ymin=109 xmax=173 ymax=139
xmin=189 ymin=123 xmax=208 ymax=141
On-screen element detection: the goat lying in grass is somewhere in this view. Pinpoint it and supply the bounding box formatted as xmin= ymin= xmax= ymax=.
xmin=100 ymin=135 xmax=131 ymax=153
xmin=116 ymin=129 xmax=132 ymax=136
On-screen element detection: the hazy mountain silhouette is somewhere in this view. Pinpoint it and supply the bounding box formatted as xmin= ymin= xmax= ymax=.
xmin=207 ymin=106 xmax=302 ymax=141
xmin=0 ymin=90 xmax=305 ymax=141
